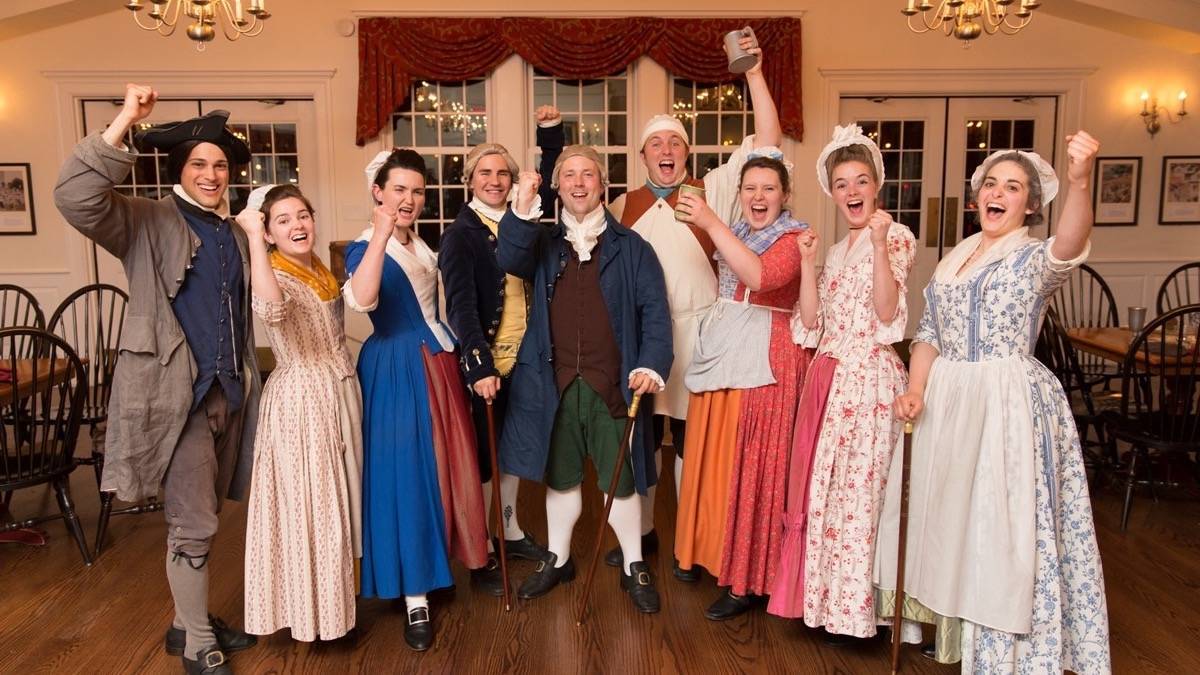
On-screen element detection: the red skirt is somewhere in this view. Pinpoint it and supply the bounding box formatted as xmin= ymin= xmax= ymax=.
xmin=422 ymin=346 xmax=489 ymax=570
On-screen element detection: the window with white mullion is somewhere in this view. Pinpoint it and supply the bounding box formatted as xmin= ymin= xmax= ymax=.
xmin=670 ymin=78 xmax=754 ymax=179
xmin=531 ymin=68 xmax=631 ymax=204
xmin=390 ymin=78 xmax=489 ymax=248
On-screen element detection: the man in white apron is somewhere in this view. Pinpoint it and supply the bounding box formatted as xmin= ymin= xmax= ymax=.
xmin=606 ymin=44 xmax=782 ymax=580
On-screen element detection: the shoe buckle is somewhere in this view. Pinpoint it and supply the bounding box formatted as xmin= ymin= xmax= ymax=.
xmin=637 ymin=571 xmax=651 ymax=586
xmin=203 ymin=650 xmax=227 ymax=668
xmin=409 ymin=607 xmax=430 ymax=624
xmin=535 ymin=560 xmax=546 ymax=573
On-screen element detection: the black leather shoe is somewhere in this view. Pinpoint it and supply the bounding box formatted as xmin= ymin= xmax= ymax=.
xmin=517 ymin=552 xmax=575 ymax=599
xmin=620 ymin=561 xmax=661 ymax=614
xmin=166 ymin=615 xmax=257 ymax=656
xmin=182 ymin=646 xmax=231 ymax=675
xmin=404 ymin=606 xmax=434 ymax=652
xmin=672 ymin=558 xmax=699 ymax=583
xmin=920 ymin=642 xmax=937 ymax=660
xmin=471 ymin=556 xmax=506 ymax=597
xmin=704 ymin=591 xmax=753 ymax=621
xmin=503 ymin=534 xmax=549 ymax=561
xmin=603 ymin=529 xmax=659 ymax=567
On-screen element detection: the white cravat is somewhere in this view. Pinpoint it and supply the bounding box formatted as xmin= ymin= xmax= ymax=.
xmin=561 ymin=205 xmax=607 ymax=262
xmin=468 ymin=196 xmax=507 ymax=223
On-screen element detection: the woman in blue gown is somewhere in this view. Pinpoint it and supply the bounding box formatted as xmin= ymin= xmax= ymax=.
xmin=343 ymin=149 xmax=489 ymax=652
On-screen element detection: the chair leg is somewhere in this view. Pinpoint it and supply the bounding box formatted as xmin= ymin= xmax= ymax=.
xmin=94 ymin=491 xmax=115 ymax=559
xmin=1121 ymin=449 xmax=1140 ymax=532
xmin=53 ymin=477 xmax=92 ymax=566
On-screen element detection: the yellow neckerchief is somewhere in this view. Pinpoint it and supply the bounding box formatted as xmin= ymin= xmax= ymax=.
xmin=269 ymin=250 xmax=340 ymax=302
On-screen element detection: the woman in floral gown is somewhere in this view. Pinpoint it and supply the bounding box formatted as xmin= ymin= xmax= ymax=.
xmin=877 ymin=132 xmax=1111 ymax=673
xmin=768 ymin=126 xmax=915 ymax=645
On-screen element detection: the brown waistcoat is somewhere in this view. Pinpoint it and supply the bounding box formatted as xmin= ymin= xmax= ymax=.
xmin=549 ymin=236 xmax=626 ymax=417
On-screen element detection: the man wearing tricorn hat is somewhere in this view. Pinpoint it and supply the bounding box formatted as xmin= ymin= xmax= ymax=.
xmin=496 ymin=144 xmax=672 ymax=613
xmin=55 ymin=84 xmax=260 ymax=675
xmin=606 ymin=35 xmax=782 ymax=579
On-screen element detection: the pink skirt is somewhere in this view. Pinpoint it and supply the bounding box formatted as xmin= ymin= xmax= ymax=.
xmin=767 ymin=353 xmax=837 ymax=617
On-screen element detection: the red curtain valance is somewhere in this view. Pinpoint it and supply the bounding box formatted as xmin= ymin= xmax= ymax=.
xmin=356 ymin=17 xmax=803 ymax=146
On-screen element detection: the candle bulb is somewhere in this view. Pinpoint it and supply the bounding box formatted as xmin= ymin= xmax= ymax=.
xmin=1180 ymin=90 xmax=1189 ymax=116
xmin=235 ymin=0 xmax=243 ymax=21
xmin=1141 ymin=91 xmax=1150 ymax=114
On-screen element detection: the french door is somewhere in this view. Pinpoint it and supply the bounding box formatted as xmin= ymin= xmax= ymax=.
xmin=838 ymin=96 xmax=1057 ymax=332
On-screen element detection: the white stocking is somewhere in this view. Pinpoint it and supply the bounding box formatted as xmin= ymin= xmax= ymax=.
xmin=545 ymin=485 xmax=582 ymax=568
xmin=607 ymin=493 xmax=643 ymax=574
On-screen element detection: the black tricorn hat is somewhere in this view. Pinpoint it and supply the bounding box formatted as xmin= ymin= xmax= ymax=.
xmin=134 ymin=110 xmax=251 ymax=164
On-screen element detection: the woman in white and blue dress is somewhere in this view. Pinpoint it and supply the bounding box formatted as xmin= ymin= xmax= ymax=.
xmin=876 ymin=131 xmax=1111 ymax=673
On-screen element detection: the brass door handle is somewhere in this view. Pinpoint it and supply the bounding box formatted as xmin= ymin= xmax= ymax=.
xmin=925 ymin=197 xmax=941 ymax=248
xmin=942 ymin=197 xmax=959 ymax=248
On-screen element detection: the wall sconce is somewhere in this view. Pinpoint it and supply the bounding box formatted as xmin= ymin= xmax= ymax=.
xmin=1141 ymin=90 xmax=1188 ymax=137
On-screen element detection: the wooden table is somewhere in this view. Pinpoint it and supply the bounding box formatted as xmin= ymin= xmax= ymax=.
xmin=1 ymin=357 xmax=79 ymax=547
xmin=0 ymin=358 xmax=77 ymax=401
xmin=1067 ymin=327 xmax=1200 ymax=373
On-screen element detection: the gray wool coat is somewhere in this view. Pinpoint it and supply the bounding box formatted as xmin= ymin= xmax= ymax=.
xmin=53 ymin=132 xmax=261 ymax=502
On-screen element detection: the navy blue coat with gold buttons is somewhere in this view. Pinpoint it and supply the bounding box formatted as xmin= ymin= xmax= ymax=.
xmin=438 ymin=124 xmax=563 ymax=385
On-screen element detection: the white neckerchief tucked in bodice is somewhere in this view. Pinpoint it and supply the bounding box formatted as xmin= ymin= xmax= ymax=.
xmin=468 ymin=196 xmax=507 ymax=224
xmin=354 ymin=226 xmax=455 ymax=352
xmin=934 ymin=227 xmax=1035 ymax=283
xmin=561 ymin=205 xmax=608 ymax=262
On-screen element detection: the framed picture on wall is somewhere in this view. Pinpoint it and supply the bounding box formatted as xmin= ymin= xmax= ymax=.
xmin=0 ymin=163 xmax=36 ymax=236
xmin=1159 ymin=156 xmax=1200 ymax=225
xmin=1093 ymin=156 xmax=1140 ymax=226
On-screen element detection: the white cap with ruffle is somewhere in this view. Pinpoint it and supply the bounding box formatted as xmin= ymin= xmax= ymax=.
xmin=969 ymin=150 xmax=1059 ymax=206
xmin=815 ymin=124 xmax=885 ymax=198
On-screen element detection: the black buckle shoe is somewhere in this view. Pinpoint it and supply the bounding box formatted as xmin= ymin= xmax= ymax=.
xmin=503 ymin=534 xmax=549 ymax=561
xmin=704 ymin=591 xmax=754 ymax=621
xmin=404 ymin=606 xmax=434 ymax=652
xmin=672 ymin=558 xmax=699 ymax=583
xmin=471 ymin=556 xmax=506 ymax=597
xmin=920 ymin=642 xmax=938 ymax=660
xmin=182 ymin=646 xmax=231 ymax=675
xmin=166 ymin=615 xmax=257 ymax=657
xmin=620 ymin=561 xmax=661 ymax=613
xmin=517 ymin=552 xmax=576 ymax=599
xmin=603 ymin=529 xmax=659 ymax=567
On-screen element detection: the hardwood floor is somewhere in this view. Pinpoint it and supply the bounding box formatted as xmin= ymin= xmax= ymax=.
xmin=1 ymin=450 xmax=1198 ymax=674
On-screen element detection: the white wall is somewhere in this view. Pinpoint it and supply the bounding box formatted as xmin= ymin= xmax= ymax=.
xmin=0 ymin=1 xmax=1197 ymax=319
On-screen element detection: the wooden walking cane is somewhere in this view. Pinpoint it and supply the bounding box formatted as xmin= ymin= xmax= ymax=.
xmin=890 ymin=421 xmax=915 ymax=674
xmin=575 ymin=392 xmax=642 ymax=626
xmin=485 ymin=401 xmax=512 ymax=612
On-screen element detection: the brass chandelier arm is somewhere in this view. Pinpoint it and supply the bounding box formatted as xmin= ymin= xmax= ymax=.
xmin=212 ymin=1 xmax=263 ymax=41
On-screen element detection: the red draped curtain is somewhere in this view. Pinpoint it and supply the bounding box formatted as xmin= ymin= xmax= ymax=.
xmin=356 ymin=17 xmax=803 ymax=146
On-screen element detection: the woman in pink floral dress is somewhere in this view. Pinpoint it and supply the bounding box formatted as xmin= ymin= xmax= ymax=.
xmin=767 ymin=126 xmax=914 ymax=643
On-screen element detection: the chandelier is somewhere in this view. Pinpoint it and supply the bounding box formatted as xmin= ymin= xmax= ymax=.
xmin=124 ymin=1 xmax=271 ymax=50
xmin=901 ymin=1 xmax=1042 ymax=41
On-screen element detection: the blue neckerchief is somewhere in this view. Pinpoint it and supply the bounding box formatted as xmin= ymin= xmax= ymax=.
xmin=646 ymin=182 xmax=675 ymax=200
xmin=715 ymin=210 xmax=809 ymax=299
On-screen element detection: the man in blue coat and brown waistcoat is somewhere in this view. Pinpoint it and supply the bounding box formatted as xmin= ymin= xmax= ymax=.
xmin=54 ymin=84 xmax=260 ymax=674
xmin=496 ymin=145 xmax=672 ymax=613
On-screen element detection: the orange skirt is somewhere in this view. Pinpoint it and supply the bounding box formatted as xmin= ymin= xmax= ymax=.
xmin=673 ymin=388 xmax=742 ymax=575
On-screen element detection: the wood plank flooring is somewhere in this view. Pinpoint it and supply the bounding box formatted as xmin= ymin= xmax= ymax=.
xmin=1 ymin=450 xmax=1198 ymax=674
